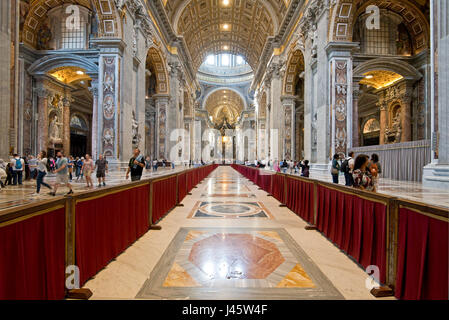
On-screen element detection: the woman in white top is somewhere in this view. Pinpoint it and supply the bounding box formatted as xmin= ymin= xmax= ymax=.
xmin=32 ymin=151 xmax=52 ymax=195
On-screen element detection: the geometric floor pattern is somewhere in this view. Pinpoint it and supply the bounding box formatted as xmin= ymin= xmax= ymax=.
xmin=188 ymin=201 xmax=273 ymax=219
xmin=136 ymin=227 xmax=344 ymax=300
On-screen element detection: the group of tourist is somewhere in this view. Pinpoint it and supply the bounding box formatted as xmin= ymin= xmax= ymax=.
xmin=331 ymin=151 xmax=382 ymax=192
xmin=0 ymin=151 xmax=109 ymax=195
xmin=243 ymin=152 xmax=381 ymax=193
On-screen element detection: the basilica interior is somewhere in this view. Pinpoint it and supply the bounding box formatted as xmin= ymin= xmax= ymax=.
xmin=0 ymin=0 xmax=448 ymax=303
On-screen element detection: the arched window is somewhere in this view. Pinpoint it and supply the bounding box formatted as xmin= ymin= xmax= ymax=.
xmin=354 ymin=10 xmax=412 ymax=56
xmin=47 ymin=4 xmax=91 ymax=50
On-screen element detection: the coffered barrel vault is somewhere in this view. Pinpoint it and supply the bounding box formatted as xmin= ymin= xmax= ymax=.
xmin=164 ymin=0 xmax=289 ymax=70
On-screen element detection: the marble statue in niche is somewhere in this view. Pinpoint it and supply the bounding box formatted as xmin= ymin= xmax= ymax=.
xmin=103 ymin=128 xmax=114 ymax=146
xmin=132 ymin=111 xmax=141 ymax=147
xmin=49 ymin=114 xmax=62 ymax=142
xmin=104 ymin=72 xmax=115 ymax=93
xmin=103 ymin=95 xmax=115 ymax=119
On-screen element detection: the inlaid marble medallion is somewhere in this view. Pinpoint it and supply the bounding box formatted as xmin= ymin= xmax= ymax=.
xmin=136 ymin=227 xmax=344 ymax=299
xmin=188 ymin=201 xmax=272 ymax=219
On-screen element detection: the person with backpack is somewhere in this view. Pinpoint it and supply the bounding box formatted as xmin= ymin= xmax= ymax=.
xmin=281 ymin=159 xmax=288 ymax=173
xmin=341 ymin=151 xmax=355 ymax=186
xmin=331 ymin=153 xmax=341 ymax=184
xmin=11 ymin=154 xmax=25 ymax=185
xmin=126 ymin=148 xmax=145 ymax=181
xmin=49 ymin=151 xmax=74 ymax=196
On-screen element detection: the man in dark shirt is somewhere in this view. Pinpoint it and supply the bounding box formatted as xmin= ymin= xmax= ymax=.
xmin=95 ymin=154 xmax=109 ymax=187
xmin=126 ymin=148 xmax=145 ymax=181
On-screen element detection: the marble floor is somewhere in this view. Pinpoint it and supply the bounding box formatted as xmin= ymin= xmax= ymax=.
xmin=272 ymin=168 xmax=449 ymax=209
xmin=0 ymin=166 xmax=188 ymax=211
xmin=82 ymin=166 xmax=395 ymax=300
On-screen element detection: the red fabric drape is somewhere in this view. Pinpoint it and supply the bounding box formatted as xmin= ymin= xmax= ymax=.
xmin=272 ymin=174 xmax=285 ymax=204
xmin=316 ymin=185 xmax=387 ymax=284
xmin=186 ymin=170 xmax=195 ymax=193
xmin=152 ymin=176 xmax=177 ymax=224
xmin=75 ymin=184 xmax=150 ymax=286
xmin=257 ymin=174 xmax=273 ymax=194
xmin=285 ymin=177 xmax=315 ymax=224
xmin=0 ymin=208 xmax=66 ymax=300
xmin=395 ymin=208 xmax=448 ymax=300
xmin=177 ymin=172 xmax=187 ymax=203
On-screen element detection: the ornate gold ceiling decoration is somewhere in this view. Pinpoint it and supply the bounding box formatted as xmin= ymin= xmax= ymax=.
xmin=205 ymin=89 xmax=245 ymax=125
xmin=360 ymin=70 xmax=404 ymax=89
xmin=48 ymin=66 xmax=91 ymax=84
xmin=283 ymin=49 xmax=304 ymax=95
xmin=22 ymin=0 xmax=121 ymax=48
xmin=330 ymin=0 xmax=429 ymax=54
xmin=146 ymin=47 xmax=169 ymax=94
xmin=166 ymin=0 xmax=288 ymax=70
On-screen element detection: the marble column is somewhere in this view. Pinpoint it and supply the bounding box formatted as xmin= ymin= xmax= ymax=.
xmin=36 ymin=87 xmax=49 ymax=153
xmin=401 ymin=91 xmax=412 ymax=142
xmin=154 ymin=95 xmax=169 ymax=159
xmin=352 ymin=82 xmax=361 ymax=148
xmin=89 ymin=82 xmax=99 ymax=160
xmin=98 ymin=55 xmax=120 ymax=160
xmin=423 ymin=0 xmax=449 ymax=188
xmin=326 ymin=42 xmax=358 ymax=157
xmin=281 ymin=96 xmax=296 ymax=160
xmin=379 ymin=102 xmax=387 ymax=145
xmin=0 ymin=0 xmax=11 ymax=159
xmin=268 ymin=61 xmax=284 ymax=161
xmin=62 ymin=97 xmax=71 ymax=156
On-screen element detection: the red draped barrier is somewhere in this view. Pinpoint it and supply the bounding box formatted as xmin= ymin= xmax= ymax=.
xmin=285 ymin=176 xmax=315 ymax=224
xmin=186 ymin=170 xmax=195 ymax=193
xmin=316 ymin=184 xmax=387 ymax=284
xmin=257 ymin=173 xmax=273 ymax=194
xmin=152 ymin=176 xmax=177 ymax=224
xmin=272 ymin=174 xmax=285 ymax=204
xmin=177 ymin=172 xmax=187 ymax=203
xmin=395 ymin=208 xmax=448 ymax=300
xmin=0 ymin=207 xmax=66 ymax=300
xmin=75 ymin=184 xmax=150 ymax=286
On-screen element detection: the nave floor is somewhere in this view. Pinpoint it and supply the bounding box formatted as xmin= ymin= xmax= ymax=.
xmin=0 ymin=166 xmax=186 ymax=211
xmin=84 ymin=166 xmax=394 ymax=300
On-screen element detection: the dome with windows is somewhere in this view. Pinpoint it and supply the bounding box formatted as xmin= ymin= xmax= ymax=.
xmin=198 ymin=53 xmax=253 ymax=84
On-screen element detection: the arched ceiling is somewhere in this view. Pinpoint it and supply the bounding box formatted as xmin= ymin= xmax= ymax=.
xmin=164 ymin=0 xmax=289 ymax=70
xmin=205 ymin=89 xmax=245 ymax=126
xmin=360 ymin=70 xmax=404 ymax=90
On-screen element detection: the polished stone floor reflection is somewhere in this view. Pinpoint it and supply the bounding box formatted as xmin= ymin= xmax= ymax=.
xmin=136 ymin=228 xmax=342 ymax=299
xmin=188 ymin=201 xmax=272 ymax=219
xmin=81 ymin=166 xmax=395 ymax=300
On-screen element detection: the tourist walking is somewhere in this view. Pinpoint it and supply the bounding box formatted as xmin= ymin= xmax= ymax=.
xmin=68 ymin=156 xmax=74 ymax=182
xmin=352 ymin=154 xmax=375 ymax=192
xmin=28 ymin=155 xmax=38 ymax=180
xmin=331 ymin=154 xmax=340 ymax=184
xmin=126 ymin=148 xmax=145 ymax=181
xmin=95 ymin=154 xmax=108 ymax=187
xmin=82 ymin=154 xmax=95 ymax=188
xmin=341 ymin=151 xmax=355 ymax=186
xmin=32 ymin=151 xmax=52 ymax=196
xmin=49 ymin=151 xmax=74 ymax=196
xmin=11 ymin=154 xmax=25 ymax=185
xmin=75 ymin=157 xmax=83 ymax=180
xmin=152 ymin=158 xmax=158 ymax=172
xmin=300 ymin=160 xmax=310 ymax=178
